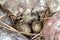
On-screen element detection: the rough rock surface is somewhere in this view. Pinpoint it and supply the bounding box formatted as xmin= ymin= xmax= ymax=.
xmin=43 ymin=10 xmax=60 ymax=40
xmin=46 ymin=0 xmax=60 ymax=13
xmin=0 ymin=0 xmax=46 ymax=15
xmin=0 ymin=9 xmax=12 ymax=26
xmin=0 ymin=23 xmax=29 ymax=40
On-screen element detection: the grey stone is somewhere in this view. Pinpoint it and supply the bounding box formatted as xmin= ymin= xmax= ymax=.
xmin=0 ymin=23 xmax=29 ymax=40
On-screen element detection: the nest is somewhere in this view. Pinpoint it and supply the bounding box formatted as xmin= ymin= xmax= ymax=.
xmin=0 ymin=2 xmax=55 ymax=40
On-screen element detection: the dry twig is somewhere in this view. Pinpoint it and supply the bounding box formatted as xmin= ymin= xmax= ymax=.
xmin=32 ymin=31 xmax=43 ymax=39
xmin=0 ymin=20 xmax=36 ymax=36
xmin=0 ymin=14 xmax=7 ymax=18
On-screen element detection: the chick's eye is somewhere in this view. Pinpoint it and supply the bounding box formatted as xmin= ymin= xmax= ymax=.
xmin=12 ymin=15 xmax=14 ymax=16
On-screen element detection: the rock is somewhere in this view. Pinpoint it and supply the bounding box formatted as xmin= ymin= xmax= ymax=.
xmin=42 ymin=10 xmax=60 ymax=40
xmin=0 ymin=0 xmax=46 ymax=16
xmin=0 ymin=9 xmax=12 ymax=26
xmin=0 ymin=0 xmax=6 ymax=5
xmin=46 ymin=0 xmax=60 ymax=13
xmin=0 ymin=23 xmax=29 ymax=40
